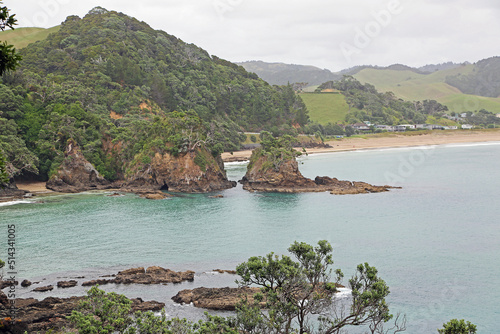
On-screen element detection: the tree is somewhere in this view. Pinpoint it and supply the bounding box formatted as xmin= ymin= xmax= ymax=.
xmin=0 ymin=1 xmax=21 ymax=185
xmin=0 ymin=1 xmax=22 ymax=75
xmin=438 ymin=319 xmax=477 ymax=334
xmin=235 ymin=240 xmax=405 ymax=334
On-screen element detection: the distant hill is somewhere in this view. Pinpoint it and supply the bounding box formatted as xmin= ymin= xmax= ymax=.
xmin=353 ymin=58 xmax=500 ymax=114
xmin=445 ymin=57 xmax=500 ymax=98
xmin=0 ymin=26 xmax=61 ymax=49
xmin=237 ymin=61 xmax=341 ymax=86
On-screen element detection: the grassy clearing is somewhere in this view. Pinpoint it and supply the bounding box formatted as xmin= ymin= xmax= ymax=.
xmin=0 ymin=26 xmax=60 ymax=49
xmin=299 ymin=93 xmax=353 ymax=124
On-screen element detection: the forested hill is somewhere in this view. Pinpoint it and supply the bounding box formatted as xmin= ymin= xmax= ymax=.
xmin=0 ymin=7 xmax=308 ymax=182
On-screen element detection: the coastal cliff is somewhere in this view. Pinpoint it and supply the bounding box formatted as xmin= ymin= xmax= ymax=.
xmin=239 ymin=135 xmax=397 ymax=194
xmin=124 ymin=147 xmax=236 ymax=192
xmin=46 ymin=139 xmax=111 ymax=193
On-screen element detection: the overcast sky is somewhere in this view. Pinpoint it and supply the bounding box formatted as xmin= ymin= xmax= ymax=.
xmin=10 ymin=0 xmax=500 ymax=71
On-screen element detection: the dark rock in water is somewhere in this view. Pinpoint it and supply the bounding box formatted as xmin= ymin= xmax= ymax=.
xmin=46 ymin=139 xmax=112 ymax=193
xmin=0 ymin=280 xmax=18 ymax=289
xmin=32 ymin=285 xmax=54 ymax=292
xmin=239 ymin=148 xmax=397 ymax=194
xmin=21 ymin=279 xmax=32 ymax=287
xmin=0 ymin=295 xmax=164 ymax=334
xmin=82 ymin=266 xmax=195 ymax=286
xmin=57 ymin=280 xmax=78 ymax=288
xmin=172 ymin=286 xmax=263 ymax=311
xmin=212 ymin=269 xmax=236 ymax=274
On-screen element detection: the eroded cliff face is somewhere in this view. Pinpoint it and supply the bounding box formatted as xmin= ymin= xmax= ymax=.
xmin=240 ymin=151 xmax=397 ymax=194
xmin=46 ymin=139 xmax=110 ymax=193
xmin=125 ymin=148 xmax=236 ymax=193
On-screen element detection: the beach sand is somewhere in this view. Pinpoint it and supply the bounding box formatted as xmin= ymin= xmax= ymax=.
xmin=221 ymin=129 xmax=500 ymax=161
xmin=15 ymin=181 xmax=53 ymax=194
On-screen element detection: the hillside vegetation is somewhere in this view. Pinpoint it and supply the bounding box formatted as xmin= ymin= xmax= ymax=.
xmin=0 ymin=7 xmax=308 ymax=182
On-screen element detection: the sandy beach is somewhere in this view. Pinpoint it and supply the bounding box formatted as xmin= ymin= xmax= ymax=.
xmin=222 ymin=129 xmax=500 ymax=161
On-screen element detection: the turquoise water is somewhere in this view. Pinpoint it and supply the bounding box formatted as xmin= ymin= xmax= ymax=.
xmin=1 ymin=142 xmax=499 ymax=333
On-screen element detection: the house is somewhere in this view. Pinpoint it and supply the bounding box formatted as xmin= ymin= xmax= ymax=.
xmin=496 ymin=113 xmax=500 ymax=118
xmin=352 ymin=123 xmax=370 ymax=131
xmin=399 ymin=124 xmax=416 ymax=129
xmin=394 ymin=125 xmax=407 ymax=132
xmin=415 ymin=124 xmax=426 ymax=129
xmin=375 ymin=125 xmax=394 ymax=132
xmin=461 ymin=124 xmax=473 ymax=129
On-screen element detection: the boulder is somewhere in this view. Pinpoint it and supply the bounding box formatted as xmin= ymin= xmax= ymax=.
xmin=20 ymin=280 xmax=32 ymax=287
xmin=56 ymin=280 xmax=78 ymax=288
xmin=32 ymin=285 xmax=53 ymax=292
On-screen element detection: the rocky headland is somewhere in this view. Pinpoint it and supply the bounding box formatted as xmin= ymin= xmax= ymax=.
xmin=39 ymin=139 xmax=236 ymax=195
xmin=239 ymin=139 xmax=398 ymax=194
xmin=123 ymin=148 xmax=236 ymax=193
xmin=45 ymin=139 xmax=112 ymax=193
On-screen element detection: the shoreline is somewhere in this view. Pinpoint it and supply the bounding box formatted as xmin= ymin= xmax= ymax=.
xmin=222 ymin=130 xmax=500 ymax=162
xmin=10 ymin=130 xmax=500 ymax=192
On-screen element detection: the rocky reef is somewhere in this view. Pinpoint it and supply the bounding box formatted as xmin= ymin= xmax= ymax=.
xmin=124 ymin=148 xmax=236 ymax=193
xmin=172 ymin=287 xmax=263 ymax=310
xmin=239 ymin=147 xmax=397 ymax=194
xmin=81 ymin=266 xmax=195 ymax=286
xmin=45 ymin=139 xmax=111 ymax=193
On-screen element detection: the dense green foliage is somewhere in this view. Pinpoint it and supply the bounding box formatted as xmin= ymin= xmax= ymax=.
xmin=445 ymin=57 xmax=500 ymax=98
xmin=317 ymin=76 xmax=451 ymax=125
xmin=0 ymin=7 xmax=309 ymax=181
xmin=437 ymin=319 xmax=477 ymax=334
xmin=248 ymin=131 xmax=303 ymax=172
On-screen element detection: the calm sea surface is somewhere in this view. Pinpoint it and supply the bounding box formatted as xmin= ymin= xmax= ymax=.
xmin=1 ymin=142 xmax=499 ymax=333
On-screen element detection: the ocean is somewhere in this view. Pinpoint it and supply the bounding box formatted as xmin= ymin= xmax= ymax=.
xmin=1 ymin=142 xmax=499 ymax=333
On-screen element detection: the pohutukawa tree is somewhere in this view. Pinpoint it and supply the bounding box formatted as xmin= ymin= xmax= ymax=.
xmin=235 ymin=240 xmax=406 ymax=334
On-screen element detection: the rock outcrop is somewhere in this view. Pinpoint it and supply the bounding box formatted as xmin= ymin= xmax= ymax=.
xmin=240 ymin=149 xmax=398 ymax=194
xmin=0 ymin=180 xmax=27 ymax=199
xmin=172 ymin=287 xmax=263 ymax=310
xmin=0 ymin=295 xmax=164 ymax=334
xmin=81 ymin=266 xmax=195 ymax=286
xmin=124 ymin=148 xmax=236 ymax=193
xmin=46 ymin=139 xmax=111 ymax=193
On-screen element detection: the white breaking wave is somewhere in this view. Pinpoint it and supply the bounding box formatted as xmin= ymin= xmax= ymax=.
xmin=0 ymin=200 xmax=33 ymax=207
xmin=334 ymin=287 xmax=352 ymax=299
